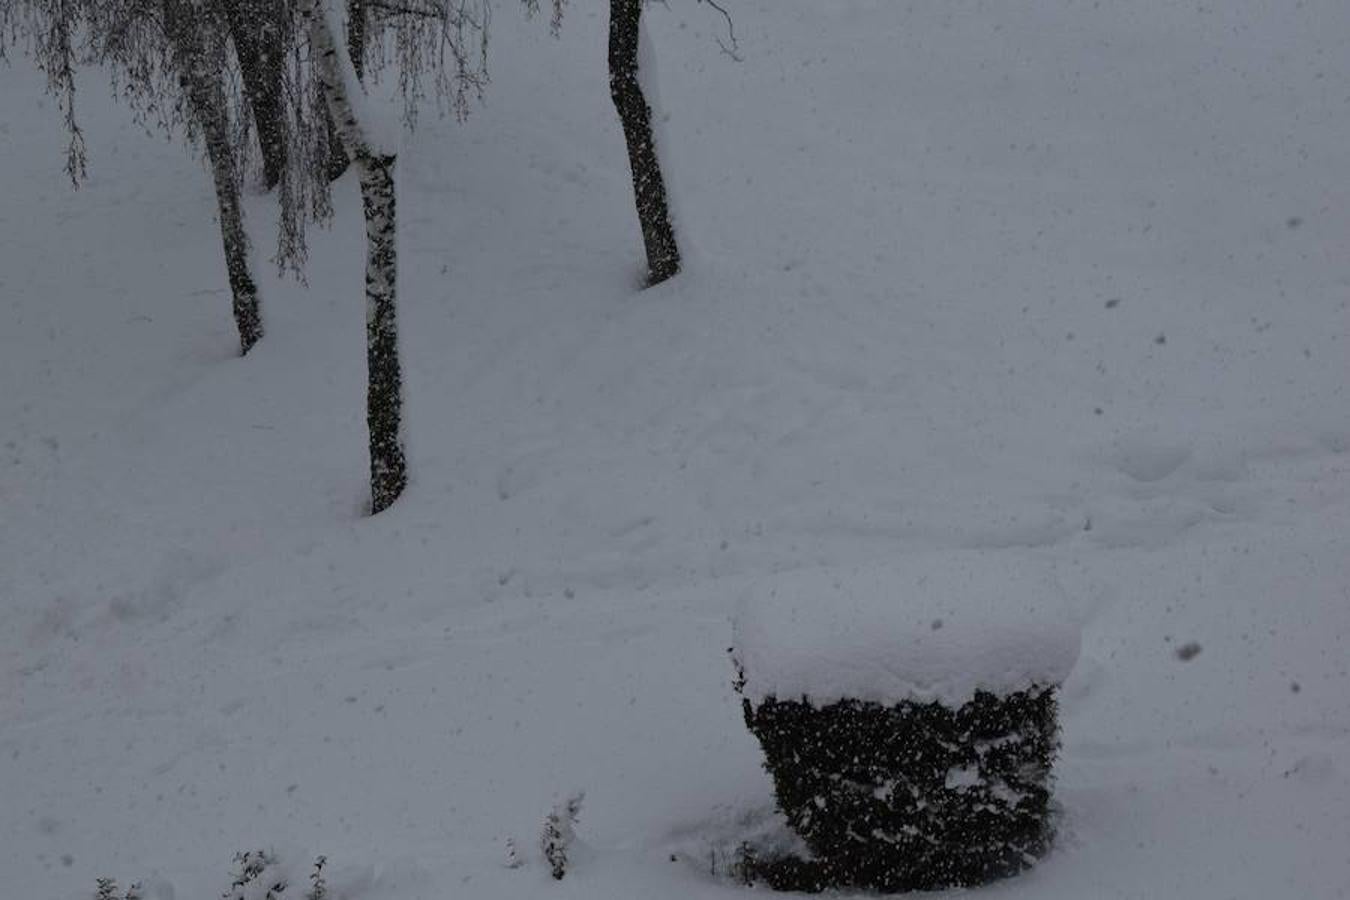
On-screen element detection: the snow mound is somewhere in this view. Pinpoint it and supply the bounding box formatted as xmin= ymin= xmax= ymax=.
xmin=732 ymin=553 xmax=1081 ymax=708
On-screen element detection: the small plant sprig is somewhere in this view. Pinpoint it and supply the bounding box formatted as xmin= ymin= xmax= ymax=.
xmin=504 ymin=837 xmax=523 ymax=870
xmin=305 ymin=856 xmax=327 ymax=900
xmin=224 ymin=849 xmax=286 ymax=900
xmin=94 ymin=878 xmax=143 ymax=900
xmin=541 ymin=792 xmax=585 ymax=880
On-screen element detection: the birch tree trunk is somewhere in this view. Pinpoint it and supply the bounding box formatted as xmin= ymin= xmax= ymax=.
xmin=220 ymin=0 xmax=287 ymax=190
xmin=608 ymin=0 xmax=680 ymax=286
xmin=302 ymin=0 xmax=408 ymax=514
xmin=168 ymin=0 xmax=263 ymax=354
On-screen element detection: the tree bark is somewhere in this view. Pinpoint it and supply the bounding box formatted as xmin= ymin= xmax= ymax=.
xmin=347 ymin=0 xmax=367 ymax=81
xmin=358 ymin=154 xmax=407 ymax=513
xmin=608 ymin=0 xmax=680 ymax=286
xmin=323 ymin=104 xmax=352 ymax=181
xmin=303 ymin=0 xmax=408 ymax=514
xmin=220 ymin=0 xmax=287 ymax=190
xmin=317 ymin=0 xmax=364 ymax=182
xmin=315 ymin=0 xmax=367 ymax=182
xmin=170 ymin=2 xmax=263 ymax=354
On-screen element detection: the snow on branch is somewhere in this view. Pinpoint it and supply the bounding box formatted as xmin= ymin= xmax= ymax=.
xmin=302 ymin=0 xmax=400 ymax=158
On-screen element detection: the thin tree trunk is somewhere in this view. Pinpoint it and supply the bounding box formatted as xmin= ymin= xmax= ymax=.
xmin=170 ymin=2 xmax=263 ymax=354
xmin=303 ymin=0 xmax=408 ymax=514
xmin=608 ymin=0 xmax=679 ymax=285
xmin=323 ymin=105 xmax=352 ymax=181
xmin=358 ymin=154 xmax=406 ymax=512
xmin=347 ymin=0 xmax=367 ymax=81
xmin=220 ymin=0 xmax=287 ymax=190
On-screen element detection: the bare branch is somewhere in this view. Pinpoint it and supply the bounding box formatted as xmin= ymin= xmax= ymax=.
xmin=695 ymin=0 xmax=740 ymax=61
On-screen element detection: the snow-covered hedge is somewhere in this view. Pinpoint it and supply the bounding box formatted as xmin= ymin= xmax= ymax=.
xmin=731 ymin=555 xmax=1080 ymax=892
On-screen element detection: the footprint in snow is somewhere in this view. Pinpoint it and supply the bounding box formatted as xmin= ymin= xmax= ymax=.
xmin=1112 ymin=441 xmax=1192 ymax=483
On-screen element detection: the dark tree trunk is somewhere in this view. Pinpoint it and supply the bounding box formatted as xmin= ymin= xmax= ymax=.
xmin=201 ymin=96 xmax=265 ymax=356
xmin=323 ymin=105 xmax=352 ymax=181
xmin=220 ymin=0 xmax=287 ymax=190
xmin=304 ymin=0 xmax=408 ymax=514
xmin=608 ymin=0 xmax=680 ymax=286
xmin=170 ymin=2 xmax=263 ymax=354
xmin=347 ymin=0 xmax=368 ymax=81
xmin=359 ymin=154 xmax=406 ymax=513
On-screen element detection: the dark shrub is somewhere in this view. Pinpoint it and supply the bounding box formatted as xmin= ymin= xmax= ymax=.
xmin=739 ymin=686 xmax=1060 ymax=893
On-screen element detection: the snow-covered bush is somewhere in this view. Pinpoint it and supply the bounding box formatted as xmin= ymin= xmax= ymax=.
xmin=731 ymin=556 xmax=1080 ymax=893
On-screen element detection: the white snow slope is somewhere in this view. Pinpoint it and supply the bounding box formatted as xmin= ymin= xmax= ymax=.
xmin=3 ymin=2 xmax=1349 ymax=898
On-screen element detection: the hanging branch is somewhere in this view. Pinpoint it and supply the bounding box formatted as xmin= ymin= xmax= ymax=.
xmin=523 ymin=0 xmax=565 ymax=36
xmin=695 ymin=0 xmax=739 ymax=61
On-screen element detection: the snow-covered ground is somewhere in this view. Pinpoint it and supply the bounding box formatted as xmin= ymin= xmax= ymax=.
xmin=3 ymin=2 xmax=1349 ymax=897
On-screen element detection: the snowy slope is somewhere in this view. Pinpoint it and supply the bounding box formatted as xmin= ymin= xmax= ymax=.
xmin=3 ymin=2 xmax=1349 ymax=898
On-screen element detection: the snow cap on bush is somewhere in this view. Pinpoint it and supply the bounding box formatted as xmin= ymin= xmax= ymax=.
xmin=732 ymin=552 xmax=1081 ymax=707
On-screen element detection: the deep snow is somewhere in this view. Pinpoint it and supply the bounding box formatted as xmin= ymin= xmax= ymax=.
xmin=2 ymin=2 xmax=1349 ymax=899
